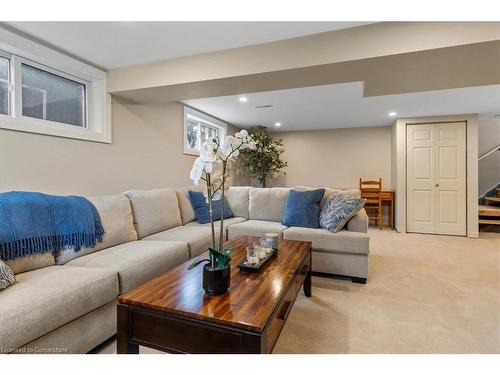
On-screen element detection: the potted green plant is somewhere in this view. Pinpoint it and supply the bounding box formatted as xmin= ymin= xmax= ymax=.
xmin=188 ymin=130 xmax=256 ymax=296
xmin=241 ymin=125 xmax=287 ymax=187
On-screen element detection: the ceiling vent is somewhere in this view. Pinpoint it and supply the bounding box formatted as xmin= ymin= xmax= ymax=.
xmin=255 ymin=104 xmax=273 ymax=109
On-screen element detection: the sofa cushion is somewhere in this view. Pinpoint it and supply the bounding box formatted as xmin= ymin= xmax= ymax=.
xmin=227 ymin=220 xmax=288 ymax=240
xmin=55 ymin=195 xmax=139 ymax=265
xmin=295 ymin=186 xmax=361 ymax=207
xmin=226 ymin=187 xmax=251 ymax=219
xmin=185 ymin=216 xmax=247 ymax=229
xmin=56 ymin=246 xmax=103 ymax=266
xmin=283 ymin=189 xmax=325 ymax=228
xmin=249 ymin=187 xmax=290 ymax=222
xmin=89 ymin=195 xmax=138 ymax=251
xmin=141 ymin=226 xmax=213 ymax=258
xmin=283 ymin=227 xmax=369 ymax=255
xmin=5 ymin=253 xmax=55 ymax=275
xmin=125 ymin=189 xmax=182 ymax=238
xmin=0 ymin=265 xmax=118 ymax=351
xmin=319 ymin=193 xmax=366 ymax=233
xmin=188 ymin=191 xmax=234 ymax=224
xmin=175 ymin=186 xmax=203 ymax=225
xmin=66 ymin=240 xmax=189 ymax=293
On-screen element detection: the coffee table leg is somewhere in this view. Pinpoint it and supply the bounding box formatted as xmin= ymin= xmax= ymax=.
xmin=304 ymin=270 xmax=312 ymax=297
xmin=117 ymin=304 xmax=139 ymax=354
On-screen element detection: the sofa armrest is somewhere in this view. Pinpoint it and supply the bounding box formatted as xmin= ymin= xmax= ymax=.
xmin=347 ymin=208 xmax=368 ymax=233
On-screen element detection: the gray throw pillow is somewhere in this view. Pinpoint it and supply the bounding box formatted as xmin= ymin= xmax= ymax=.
xmin=0 ymin=259 xmax=16 ymax=290
xmin=55 ymin=246 xmax=98 ymax=265
xmin=320 ymin=193 xmax=366 ymax=233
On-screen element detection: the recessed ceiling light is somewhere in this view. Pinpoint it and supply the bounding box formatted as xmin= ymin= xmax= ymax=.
xmin=388 ymin=111 xmax=397 ymax=117
xmin=239 ymin=97 xmax=248 ymax=103
xmin=275 ymin=122 xmax=282 ymax=127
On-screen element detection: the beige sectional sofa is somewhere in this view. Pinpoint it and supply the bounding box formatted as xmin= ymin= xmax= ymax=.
xmin=0 ymin=185 xmax=368 ymax=354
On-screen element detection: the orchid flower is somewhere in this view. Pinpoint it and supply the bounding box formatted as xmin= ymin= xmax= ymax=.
xmin=189 ymin=131 xmax=256 ymax=259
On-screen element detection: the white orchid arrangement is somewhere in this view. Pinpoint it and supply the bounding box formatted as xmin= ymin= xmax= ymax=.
xmin=189 ymin=130 xmax=256 ymax=270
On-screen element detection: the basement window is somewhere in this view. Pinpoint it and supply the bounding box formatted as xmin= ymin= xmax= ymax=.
xmin=183 ymin=106 xmax=227 ymax=155
xmin=0 ymin=26 xmax=110 ymax=143
xmin=21 ymin=63 xmax=87 ymax=128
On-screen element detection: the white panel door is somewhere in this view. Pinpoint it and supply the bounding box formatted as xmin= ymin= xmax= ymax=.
xmin=407 ymin=125 xmax=436 ymax=234
xmin=406 ymin=122 xmax=466 ymax=236
xmin=435 ymin=123 xmax=467 ymax=235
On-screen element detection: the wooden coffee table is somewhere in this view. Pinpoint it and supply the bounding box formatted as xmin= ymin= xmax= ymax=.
xmin=117 ymin=235 xmax=312 ymax=354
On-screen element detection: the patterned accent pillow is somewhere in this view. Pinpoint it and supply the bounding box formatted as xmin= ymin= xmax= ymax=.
xmin=320 ymin=193 xmax=366 ymax=233
xmin=0 ymin=259 xmax=16 ymax=290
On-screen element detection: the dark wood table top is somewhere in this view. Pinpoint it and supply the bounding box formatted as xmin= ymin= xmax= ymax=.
xmin=118 ymin=235 xmax=311 ymax=333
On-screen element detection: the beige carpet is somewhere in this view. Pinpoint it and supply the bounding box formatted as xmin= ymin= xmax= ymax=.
xmin=97 ymin=229 xmax=500 ymax=354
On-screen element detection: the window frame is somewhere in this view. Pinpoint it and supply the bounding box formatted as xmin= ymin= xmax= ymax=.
xmin=0 ymin=51 xmax=11 ymax=116
xmin=0 ymin=26 xmax=110 ymax=143
xmin=15 ymin=57 xmax=89 ymax=129
xmin=183 ymin=105 xmax=227 ymax=156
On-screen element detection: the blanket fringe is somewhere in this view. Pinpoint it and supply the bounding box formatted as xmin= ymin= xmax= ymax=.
xmin=0 ymin=230 xmax=104 ymax=261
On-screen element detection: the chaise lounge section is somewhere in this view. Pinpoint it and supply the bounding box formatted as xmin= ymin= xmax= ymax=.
xmin=225 ymin=187 xmax=369 ymax=283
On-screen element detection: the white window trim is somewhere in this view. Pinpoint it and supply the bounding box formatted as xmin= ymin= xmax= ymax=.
xmin=0 ymin=50 xmax=11 ymax=116
xmin=0 ymin=26 xmax=111 ymax=143
xmin=183 ymin=105 xmax=227 ymax=156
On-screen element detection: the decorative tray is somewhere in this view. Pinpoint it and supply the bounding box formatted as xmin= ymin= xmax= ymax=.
xmin=238 ymin=249 xmax=278 ymax=273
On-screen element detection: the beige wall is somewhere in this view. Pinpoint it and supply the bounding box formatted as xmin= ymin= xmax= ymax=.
xmin=268 ymin=126 xmax=392 ymax=189
xmin=0 ymin=99 xmax=218 ymax=196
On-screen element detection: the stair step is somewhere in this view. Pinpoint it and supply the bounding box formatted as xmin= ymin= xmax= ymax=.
xmin=485 ymin=196 xmax=500 ymax=204
xmin=479 ymin=219 xmax=500 ymax=225
xmin=479 ymin=205 xmax=500 ymax=217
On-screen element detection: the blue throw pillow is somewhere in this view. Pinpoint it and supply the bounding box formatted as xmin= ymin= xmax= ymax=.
xmin=188 ymin=191 xmax=234 ymax=224
xmin=283 ymin=189 xmax=325 ymax=228
xmin=320 ymin=193 xmax=366 ymax=233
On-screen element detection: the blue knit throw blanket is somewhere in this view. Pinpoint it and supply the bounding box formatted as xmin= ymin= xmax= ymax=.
xmin=0 ymin=191 xmax=104 ymax=261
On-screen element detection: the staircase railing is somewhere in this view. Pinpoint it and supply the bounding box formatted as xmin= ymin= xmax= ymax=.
xmin=479 ymin=145 xmax=500 ymax=161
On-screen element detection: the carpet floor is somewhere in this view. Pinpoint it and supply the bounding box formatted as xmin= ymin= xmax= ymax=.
xmin=96 ymin=228 xmax=500 ymax=354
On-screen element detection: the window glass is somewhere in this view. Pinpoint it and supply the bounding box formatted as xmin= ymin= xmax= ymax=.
xmin=21 ymin=64 xmax=86 ymax=127
xmin=186 ymin=119 xmax=199 ymax=151
xmin=0 ymin=56 xmax=9 ymax=115
xmin=200 ymin=123 xmax=219 ymax=144
xmin=184 ymin=107 xmax=226 ymax=155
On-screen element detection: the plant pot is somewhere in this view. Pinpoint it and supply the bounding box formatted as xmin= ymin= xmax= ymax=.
xmin=202 ymin=263 xmax=231 ymax=296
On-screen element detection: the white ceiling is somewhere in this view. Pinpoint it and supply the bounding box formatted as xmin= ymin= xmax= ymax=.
xmin=3 ymin=21 xmax=371 ymax=70
xmin=183 ymin=83 xmax=500 ymax=131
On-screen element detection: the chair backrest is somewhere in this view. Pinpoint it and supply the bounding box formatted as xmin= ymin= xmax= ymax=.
xmin=359 ymin=178 xmax=382 ymax=205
